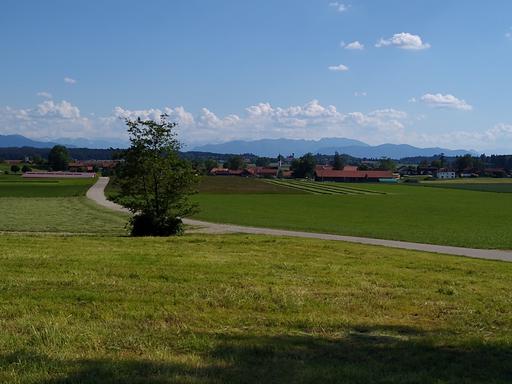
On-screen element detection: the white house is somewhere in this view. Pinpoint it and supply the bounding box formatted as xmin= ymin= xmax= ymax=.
xmin=436 ymin=169 xmax=456 ymax=179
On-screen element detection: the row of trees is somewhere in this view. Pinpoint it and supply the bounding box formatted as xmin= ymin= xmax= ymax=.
xmin=290 ymin=152 xmax=396 ymax=178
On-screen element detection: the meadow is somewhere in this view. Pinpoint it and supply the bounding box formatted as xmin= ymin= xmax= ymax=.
xmin=0 ymin=174 xmax=95 ymax=197
xmin=1 ymin=233 xmax=512 ymax=383
xmin=1 ymin=174 xmax=512 ymax=382
xmin=0 ymin=174 xmax=127 ymax=234
xmin=193 ymin=177 xmax=512 ymax=249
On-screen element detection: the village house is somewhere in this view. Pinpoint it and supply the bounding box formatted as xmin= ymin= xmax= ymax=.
xmin=314 ymin=165 xmax=396 ymax=182
xmin=436 ymin=168 xmax=456 ymax=179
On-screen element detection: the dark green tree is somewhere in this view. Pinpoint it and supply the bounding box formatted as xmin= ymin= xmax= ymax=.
xmin=332 ymin=152 xmax=346 ymax=170
xmin=225 ymin=156 xmax=245 ymax=170
xmin=291 ymin=153 xmax=316 ymax=178
xmin=431 ymin=159 xmax=442 ymax=168
xmin=21 ymin=165 xmax=32 ymax=173
xmin=204 ymin=159 xmax=218 ymax=172
xmin=48 ymin=145 xmax=70 ymax=171
xmin=10 ymin=164 xmax=20 ymax=173
xmin=455 ymin=154 xmax=474 ymax=171
xmin=255 ymin=157 xmax=271 ymax=167
xmin=377 ymin=158 xmax=396 ymax=171
xmin=115 ymin=115 xmax=199 ymax=236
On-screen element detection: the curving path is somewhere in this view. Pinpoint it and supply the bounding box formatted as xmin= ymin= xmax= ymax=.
xmin=87 ymin=177 xmax=512 ymax=263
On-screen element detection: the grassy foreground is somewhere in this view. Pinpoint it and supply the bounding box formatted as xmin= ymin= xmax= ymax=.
xmin=1 ymin=233 xmax=512 ymax=383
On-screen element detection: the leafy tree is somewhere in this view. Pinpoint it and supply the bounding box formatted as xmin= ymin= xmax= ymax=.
xmin=204 ymin=159 xmax=218 ymax=172
xmin=255 ymin=157 xmax=272 ymax=167
xmin=431 ymin=159 xmax=442 ymax=168
xmin=115 ymin=115 xmax=199 ymax=236
xmin=10 ymin=164 xmax=20 ymax=173
xmin=332 ymin=152 xmax=346 ymax=170
xmin=21 ymin=165 xmax=32 ymax=173
xmin=377 ymin=158 xmax=396 ymax=171
xmin=291 ymin=153 xmax=316 ymax=178
xmin=358 ymin=163 xmax=369 ymax=171
xmin=225 ymin=156 xmax=245 ymax=170
xmin=455 ymin=154 xmax=474 ymax=171
xmin=48 ymin=145 xmax=70 ymax=171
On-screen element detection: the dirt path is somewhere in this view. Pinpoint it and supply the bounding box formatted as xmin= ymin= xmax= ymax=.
xmin=88 ymin=177 xmax=512 ymax=262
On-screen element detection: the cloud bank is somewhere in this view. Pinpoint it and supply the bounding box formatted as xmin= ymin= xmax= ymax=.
xmin=0 ymin=98 xmax=509 ymax=152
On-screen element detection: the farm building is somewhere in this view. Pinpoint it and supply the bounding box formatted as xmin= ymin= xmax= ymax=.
xmin=22 ymin=172 xmax=96 ymax=179
xmin=436 ymin=169 xmax=456 ymax=179
xmin=209 ymin=166 xmax=289 ymax=178
xmin=209 ymin=168 xmax=253 ymax=176
xmin=315 ymin=166 xmax=396 ymax=182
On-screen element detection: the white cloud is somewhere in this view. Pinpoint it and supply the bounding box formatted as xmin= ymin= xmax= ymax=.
xmin=36 ymin=100 xmax=81 ymax=119
xmin=328 ymin=64 xmax=349 ymax=72
xmin=64 ymin=77 xmax=77 ymax=84
xmin=354 ymin=91 xmax=367 ymax=97
xmin=344 ymin=41 xmax=364 ymax=50
xmin=376 ymin=33 xmax=430 ymax=50
xmin=420 ymin=93 xmax=473 ymax=111
xmin=506 ymin=28 xmax=512 ymax=40
xmin=329 ymin=2 xmax=349 ymax=12
xmin=37 ymin=91 xmax=52 ymax=99
xmin=0 ymin=99 xmax=96 ymax=140
xmin=6 ymin=99 xmax=512 ymax=152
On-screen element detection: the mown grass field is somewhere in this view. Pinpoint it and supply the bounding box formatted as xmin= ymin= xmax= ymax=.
xmin=194 ymin=177 xmax=512 ymax=249
xmin=0 ymin=174 xmax=95 ymax=197
xmin=0 ymin=174 xmax=127 ymax=234
xmin=424 ymin=183 xmax=512 ymax=193
xmin=1 ymin=234 xmax=512 ymax=383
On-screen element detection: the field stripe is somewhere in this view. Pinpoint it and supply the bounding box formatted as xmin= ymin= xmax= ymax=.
xmin=267 ymin=179 xmax=388 ymax=196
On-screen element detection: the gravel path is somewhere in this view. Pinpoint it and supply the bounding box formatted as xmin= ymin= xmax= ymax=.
xmin=88 ymin=177 xmax=512 ymax=262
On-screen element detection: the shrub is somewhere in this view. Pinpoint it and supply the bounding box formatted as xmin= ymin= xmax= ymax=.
xmin=130 ymin=213 xmax=184 ymax=236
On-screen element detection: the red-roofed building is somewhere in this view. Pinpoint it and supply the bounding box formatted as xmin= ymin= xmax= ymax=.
xmin=209 ymin=167 xmax=253 ymax=176
xmin=315 ymin=167 xmax=396 ymax=182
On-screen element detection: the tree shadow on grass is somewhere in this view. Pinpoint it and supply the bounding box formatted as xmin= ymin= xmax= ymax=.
xmin=2 ymin=325 xmax=511 ymax=383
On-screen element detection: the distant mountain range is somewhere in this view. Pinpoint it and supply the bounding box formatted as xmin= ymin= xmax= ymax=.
xmin=1 ymin=134 xmax=479 ymax=158
xmin=194 ymin=138 xmax=478 ymax=158
xmin=0 ymin=134 xmax=127 ymax=149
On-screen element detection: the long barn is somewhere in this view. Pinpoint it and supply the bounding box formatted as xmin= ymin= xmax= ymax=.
xmin=315 ymin=167 xmax=396 ymax=182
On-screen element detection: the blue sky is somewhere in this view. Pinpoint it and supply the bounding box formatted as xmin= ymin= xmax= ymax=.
xmin=1 ymin=0 xmax=511 ymax=152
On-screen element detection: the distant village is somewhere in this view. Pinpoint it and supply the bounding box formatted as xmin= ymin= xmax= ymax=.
xmin=1 ymin=145 xmax=512 ymax=182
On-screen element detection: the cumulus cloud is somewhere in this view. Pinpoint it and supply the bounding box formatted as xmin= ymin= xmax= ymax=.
xmin=36 ymin=100 xmax=81 ymax=119
xmin=420 ymin=93 xmax=473 ymax=111
xmin=376 ymin=33 xmax=430 ymax=50
xmin=37 ymin=91 xmax=52 ymax=99
xmin=0 ymin=99 xmax=411 ymax=147
xmin=64 ymin=77 xmax=77 ymax=84
xmin=328 ymin=64 xmax=349 ymax=72
xmin=506 ymin=28 xmax=512 ymax=40
xmin=329 ymin=2 xmax=348 ymax=12
xmin=6 ymin=99 xmax=512 ymax=152
xmin=343 ymin=41 xmax=364 ymax=50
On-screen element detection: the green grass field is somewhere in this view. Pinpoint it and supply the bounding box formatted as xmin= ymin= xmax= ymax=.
xmin=1 ymin=233 xmax=512 ymax=383
xmin=0 ymin=175 xmax=128 ymax=234
xmin=2 ymin=175 xmax=512 ymax=382
xmin=0 ymin=174 xmax=95 ymax=197
xmin=194 ymin=178 xmax=512 ymax=249
xmin=424 ymin=183 xmax=512 ymax=193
